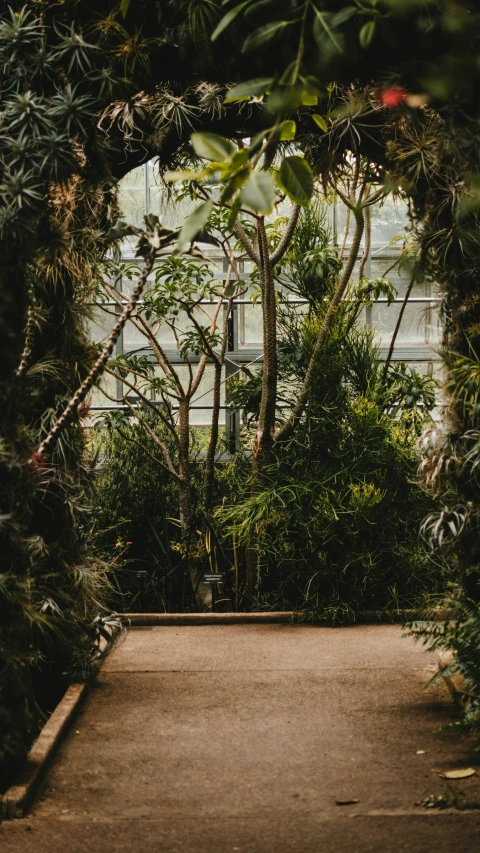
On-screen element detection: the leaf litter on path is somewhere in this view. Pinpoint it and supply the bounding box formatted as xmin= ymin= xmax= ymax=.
xmin=439 ymin=768 xmax=476 ymax=780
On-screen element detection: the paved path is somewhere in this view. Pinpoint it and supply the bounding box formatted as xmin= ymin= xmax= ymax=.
xmin=1 ymin=624 xmax=480 ymax=851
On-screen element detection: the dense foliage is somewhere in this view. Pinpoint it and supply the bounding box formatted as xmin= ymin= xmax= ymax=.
xmin=91 ymin=416 xmax=187 ymax=613
xmin=2 ymin=0 xmax=480 ymax=780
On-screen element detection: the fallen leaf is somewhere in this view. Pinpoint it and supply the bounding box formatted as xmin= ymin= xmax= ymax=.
xmin=440 ymin=768 xmax=476 ymax=780
xmin=336 ymin=798 xmax=360 ymax=806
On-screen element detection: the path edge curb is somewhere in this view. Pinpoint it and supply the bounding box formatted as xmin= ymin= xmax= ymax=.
xmin=123 ymin=609 xmax=443 ymax=626
xmin=0 ymin=682 xmax=88 ymax=819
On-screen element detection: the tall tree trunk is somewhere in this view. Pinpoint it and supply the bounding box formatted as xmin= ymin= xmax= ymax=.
xmin=254 ymin=217 xmax=277 ymax=472
xmin=178 ymin=397 xmax=211 ymax=610
xmin=202 ymin=359 xmax=222 ymax=519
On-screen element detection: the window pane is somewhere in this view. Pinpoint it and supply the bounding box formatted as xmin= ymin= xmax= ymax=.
xmin=88 ymin=306 xmax=115 ymax=344
xmin=371 ymin=301 xmax=426 ymax=344
xmin=370 ymin=196 xmax=409 ymax=246
xmin=89 ymin=370 xmax=117 ymax=408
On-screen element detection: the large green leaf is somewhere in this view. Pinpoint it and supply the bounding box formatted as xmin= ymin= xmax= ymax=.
xmin=177 ymin=200 xmax=213 ymax=252
xmin=211 ymin=2 xmax=250 ymax=41
xmin=279 ymin=120 xmax=296 ymax=141
xmin=242 ymin=21 xmax=290 ymax=53
xmin=191 ymin=133 xmax=236 ymax=162
xmin=240 ymin=171 xmax=276 ymax=215
xmin=224 ymin=78 xmax=274 ymax=103
xmin=359 ymin=20 xmax=376 ymax=49
xmin=276 ymin=156 xmax=314 ymax=206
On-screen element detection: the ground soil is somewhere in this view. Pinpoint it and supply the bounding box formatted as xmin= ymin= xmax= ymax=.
xmin=1 ymin=623 xmax=479 ymax=851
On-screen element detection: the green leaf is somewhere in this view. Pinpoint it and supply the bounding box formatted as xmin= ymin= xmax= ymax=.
xmin=245 ymin=0 xmax=291 ymax=15
xmin=177 ymin=200 xmax=213 ymax=252
xmin=164 ymin=169 xmax=208 ymax=182
xmin=279 ymin=119 xmax=296 ymax=141
xmin=242 ymin=21 xmax=289 ymax=53
xmin=220 ymin=166 xmax=250 ymax=204
xmin=227 ymin=196 xmax=242 ymax=232
xmin=331 ymin=6 xmax=357 ymax=26
xmin=120 ymin=0 xmax=131 ymax=18
xmin=191 ymin=133 xmax=236 ymax=162
xmin=301 ymin=91 xmax=318 ymax=106
xmin=312 ymin=114 xmax=328 ymax=132
xmin=240 ymin=171 xmax=276 ymax=215
xmin=224 ymin=78 xmax=274 ymax=103
xmin=359 ymin=20 xmax=376 ymax=49
xmin=277 ymin=156 xmax=314 ymax=206
xmin=211 ymin=2 xmax=250 ymax=41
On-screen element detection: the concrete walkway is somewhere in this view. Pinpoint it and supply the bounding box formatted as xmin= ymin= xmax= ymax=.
xmin=1 ymin=624 xmax=480 ymax=852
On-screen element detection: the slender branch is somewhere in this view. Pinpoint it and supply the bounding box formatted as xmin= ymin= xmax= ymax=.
xmin=34 ymin=250 xmax=157 ymax=459
xmin=382 ymin=269 xmax=417 ymax=382
xmin=189 ymin=283 xmax=228 ymax=397
xmin=122 ymin=397 xmax=181 ymax=481
xmin=116 ymin=424 xmax=180 ymax=484
xmin=234 ymin=219 xmax=260 ymax=266
xmin=358 ymin=204 xmax=371 ymax=281
xmin=134 ymin=312 xmax=183 ymax=392
xmin=107 ymin=367 xmax=179 ymax=444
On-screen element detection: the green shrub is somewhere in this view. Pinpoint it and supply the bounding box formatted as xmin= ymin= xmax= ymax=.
xmin=92 ymin=413 xmax=195 ymax=612
xmin=218 ymin=309 xmax=442 ymax=620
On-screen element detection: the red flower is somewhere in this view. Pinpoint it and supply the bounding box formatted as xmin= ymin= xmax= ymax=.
xmin=30 ymin=449 xmax=47 ymax=476
xmin=380 ymin=87 xmax=406 ymax=108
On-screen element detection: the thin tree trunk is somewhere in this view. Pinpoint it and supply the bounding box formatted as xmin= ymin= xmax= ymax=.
xmin=254 ymin=217 xmax=277 ymax=471
xmin=358 ymin=205 xmax=371 ymax=281
xmin=202 ymin=357 xmax=222 ymax=518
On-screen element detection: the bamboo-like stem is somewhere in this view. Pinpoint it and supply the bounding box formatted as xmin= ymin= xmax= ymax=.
xmin=34 ymin=249 xmax=157 ymax=459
